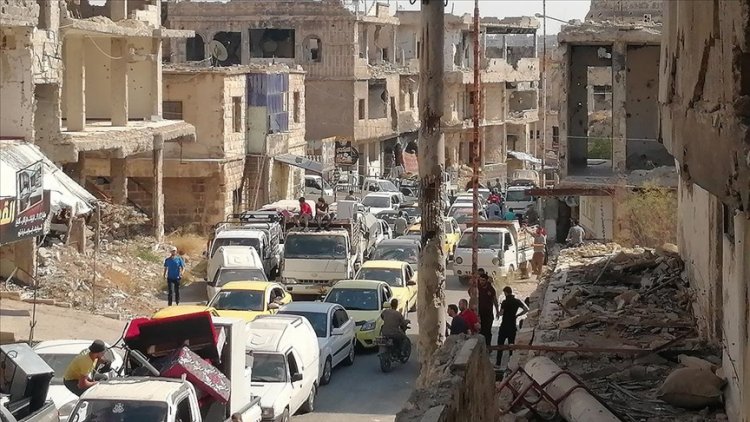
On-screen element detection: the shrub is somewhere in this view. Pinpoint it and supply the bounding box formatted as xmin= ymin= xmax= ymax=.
xmin=615 ymin=183 xmax=677 ymax=248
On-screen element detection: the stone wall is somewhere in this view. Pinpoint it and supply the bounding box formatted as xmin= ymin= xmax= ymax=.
xmin=396 ymin=336 xmax=496 ymax=422
xmin=585 ymin=0 xmax=663 ymax=23
xmin=0 ymin=0 xmax=39 ymax=26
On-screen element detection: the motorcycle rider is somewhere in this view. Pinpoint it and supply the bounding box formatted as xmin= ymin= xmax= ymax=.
xmin=380 ymin=298 xmax=409 ymax=355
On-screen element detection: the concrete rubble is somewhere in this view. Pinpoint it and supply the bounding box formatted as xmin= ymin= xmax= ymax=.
xmin=0 ymin=204 xmax=200 ymax=319
xmin=499 ymin=243 xmax=729 ymax=422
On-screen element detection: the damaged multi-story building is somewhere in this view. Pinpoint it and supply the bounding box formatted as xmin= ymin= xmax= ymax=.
xmin=547 ymin=0 xmax=676 ymax=242
xmin=165 ymin=0 xmax=420 ymax=181
xmin=1 ymin=0 xmax=194 ymax=280
xmin=660 ymin=2 xmax=750 ymax=420
xmin=396 ymin=11 xmax=542 ymax=184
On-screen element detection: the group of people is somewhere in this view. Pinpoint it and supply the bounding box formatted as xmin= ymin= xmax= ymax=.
xmin=446 ymin=269 xmax=529 ymax=368
xmin=292 ymin=196 xmax=334 ymax=230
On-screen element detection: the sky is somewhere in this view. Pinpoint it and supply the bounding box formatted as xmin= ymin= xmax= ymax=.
xmin=393 ymin=0 xmax=591 ymax=33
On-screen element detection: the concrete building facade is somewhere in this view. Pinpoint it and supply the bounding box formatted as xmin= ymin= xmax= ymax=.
xmin=165 ymin=0 xmax=419 ymax=181
xmin=660 ymin=1 xmax=750 ymax=420
xmin=553 ymin=0 xmax=675 ymax=241
xmin=396 ymin=12 xmax=540 ymax=184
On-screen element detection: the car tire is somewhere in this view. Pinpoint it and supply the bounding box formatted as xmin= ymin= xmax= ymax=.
xmin=280 ymin=408 xmax=290 ymax=422
xmin=343 ymin=341 xmax=356 ymax=366
xmin=300 ymin=384 xmax=316 ymax=414
xmin=321 ymin=357 xmax=332 ymax=385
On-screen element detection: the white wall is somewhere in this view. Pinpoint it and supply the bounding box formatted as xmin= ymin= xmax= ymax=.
xmin=579 ymin=195 xmax=613 ymax=240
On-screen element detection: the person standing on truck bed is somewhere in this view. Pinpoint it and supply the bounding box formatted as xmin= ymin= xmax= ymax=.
xmin=164 ymin=246 xmax=185 ymax=306
xmin=315 ymin=197 xmax=331 ymax=230
xmin=63 ymin=340 xmax=108 ymax=396
xmin=477 ymin=270 xmax=500 ymax=348
xmin=495 ymin=286 xmax=529 ymax=368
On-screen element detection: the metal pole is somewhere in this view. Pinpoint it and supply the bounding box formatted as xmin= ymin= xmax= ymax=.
xmin=469 ymin=0 xmax=481 ymax=309
xmin=541 ymin=0 xmax=547 ymax=189
xmin=416 ymin=0 xmax=446 ymax=388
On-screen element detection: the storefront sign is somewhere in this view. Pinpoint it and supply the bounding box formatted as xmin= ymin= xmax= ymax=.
xmin=334 ymin=141 xmax=360 ymax=166
xmin=0 ymin=161 xmax=50 ymax=244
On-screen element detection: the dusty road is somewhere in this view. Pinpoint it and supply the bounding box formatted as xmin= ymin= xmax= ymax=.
xmin=1 ymin=265 xmax=539 ymax=422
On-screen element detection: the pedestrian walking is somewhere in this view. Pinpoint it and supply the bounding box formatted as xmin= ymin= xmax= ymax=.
xmin=458 ymin=298 xmax=479 ymax=334
xmin=496 ymin=286 xmax=529 ymax=368
xmin=447 ymin=304 xmax=469 ymax=335
xmin=393 ymin=211 xmax=408 ymax=237
xmin=164 ymin=246 xmax=185 ymax=306
xmin=525 ymin=226 xmax=547 ymax=275
xmin=477 ymin=269 xmax=500 ymax=347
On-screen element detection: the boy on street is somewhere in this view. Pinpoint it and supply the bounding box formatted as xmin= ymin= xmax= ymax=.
xmin=164 ymin=246 xmax=185 ymax=306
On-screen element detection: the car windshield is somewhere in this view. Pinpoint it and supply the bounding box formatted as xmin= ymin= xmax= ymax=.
xmin=458 ymin=232 xmax=501 ymax=249
xmin=401 ymin=207 xmax=420 ymax=218
xmin=378 ymin=180 xmax=399 ymax=192
xmin=284 ymin=234 xmax=347 ymax=259
xmin=38 ymin=353 xmax=80 ymax=384
xmin=210 ymin=237 xmax=260 ymax=257
xmin=251 ymin=353 xmax=287 ymax=383
xmin=356 ymin=268 xmax=403 ymax=287
xmin=371 ymin=244 xmax=419 ymax=265
xmin=214 ymin=268 xmax=267 ymax=287
xmin=506 ymin=190 xmax=532 ymax=202
xmin=69 ymin=400 xmax=167 ymax=422
xmin=325 ymin=288 xmax=380 ymax=311
xmin=362 ymin=196 xmax=391 ymax=208
xmin=376 ymin=211 xmax=398 ymax=224
xmin=278 ymin=311 xmax=328 ymax=337
xmin=208 ymin=290 xmax=264 ymax=311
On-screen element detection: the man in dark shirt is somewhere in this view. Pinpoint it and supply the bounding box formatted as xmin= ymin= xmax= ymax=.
xmin=496 ymin=286 xmax=529 ymax=367
xmin=447 ymin=304 xmax=468 ymax=335
xmin=477 ymin=270 xmax=499 ymax=347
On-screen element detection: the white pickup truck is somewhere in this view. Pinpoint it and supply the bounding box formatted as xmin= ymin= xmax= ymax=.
xmin=67 ymin=314 xmax=262 ymax=422
xmin=281 ymin=202 xmax=364 ymax=299
xmin=453 ymin=221 xmax=534 ymax=285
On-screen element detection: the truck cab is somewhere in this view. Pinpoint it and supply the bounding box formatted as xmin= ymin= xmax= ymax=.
xmin=453 ymin=221 xmax=534 ymax=284
xmin=504 ymin=185 xmax=535 ymax=218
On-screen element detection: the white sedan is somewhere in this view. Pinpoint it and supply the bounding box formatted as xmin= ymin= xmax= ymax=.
xmin=33 ymin=340 xmax=123 ymax=420
xmin=278 ymin=302 xmax=356 ymax=386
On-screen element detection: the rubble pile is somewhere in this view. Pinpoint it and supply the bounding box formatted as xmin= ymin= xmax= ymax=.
xmin=514 ymin=242 xmax=728 ymax=422
xmin=90 ymin=202 xmax=151 ymax=240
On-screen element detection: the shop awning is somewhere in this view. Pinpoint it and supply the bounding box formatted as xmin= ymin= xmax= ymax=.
xmin=507 ymin=150 xmax=542 ymax=164
xmin=273 ymin=154 xmax=324 ymax=174
xmin=0 ymin=141 xmax=97 ymax=215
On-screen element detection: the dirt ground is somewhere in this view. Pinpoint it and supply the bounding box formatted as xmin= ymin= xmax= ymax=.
xmin=1 ymin=298 xmax=127 ymax=344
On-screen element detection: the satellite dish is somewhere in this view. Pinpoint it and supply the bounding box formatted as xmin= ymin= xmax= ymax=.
xmin=208 ymin=40 xmax=229 ymax=62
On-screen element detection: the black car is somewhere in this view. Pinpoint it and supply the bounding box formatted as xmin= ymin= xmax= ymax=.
xmin=370 ymin=239 xmax=421 ymax=266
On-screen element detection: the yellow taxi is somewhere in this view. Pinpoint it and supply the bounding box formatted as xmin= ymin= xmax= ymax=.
xmin=152 ymin=305 xmax=220 ymax=319
xmin=152 ymin=281 xmax=292 ymax=322
xmin=323 ymin=279 xmax=403 ymax=349
xmin=355 ymin=260 xmax=417 ymax=313
xmin=207 ymin=281 xmax=292 ymax=321
xmin=405 ymin=217 xmax=461 ymax=258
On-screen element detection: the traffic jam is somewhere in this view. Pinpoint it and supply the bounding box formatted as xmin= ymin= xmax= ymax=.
xmin=3 ymin=172 xmax=539 ymax=422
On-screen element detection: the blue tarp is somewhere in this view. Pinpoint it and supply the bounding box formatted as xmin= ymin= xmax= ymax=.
xmin=247 ymin=73 xmax=289 ymax=133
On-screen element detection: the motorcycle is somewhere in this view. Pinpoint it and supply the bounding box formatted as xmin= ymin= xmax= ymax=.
xmin=375 ymin=324 xmax=412 ymax=373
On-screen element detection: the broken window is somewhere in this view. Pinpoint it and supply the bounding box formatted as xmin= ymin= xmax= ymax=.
xmin=304 ymin=36 xmax=322 ymax=63
xmin=186 ymin=34 xmax=205 ymax=62
xmin=358 ymin=99 xmax=366 ymax=120
xmin=368 ymin=80 xmax=388 ymax=119
xmin=293 ymin=91 xmax=300 ymax=123
xmin=409 ymin=89 xmax=415 ymax=109
xmin=249 ymin=29 xmax=295 ymax=59
xmin=358 ymin=27 xmax=368 ymax=59
xmin=232 ymin=97 xmax=242 ymax=133
xmin=212 ymin=32 xmax=241 ymax=66
xmin=37 ymin=0 xmax=51 ymax=29
xmin=163 ymin=101 xmax=183 ymax=120
xmin=381 ymin=48 xmax=389 ymax=62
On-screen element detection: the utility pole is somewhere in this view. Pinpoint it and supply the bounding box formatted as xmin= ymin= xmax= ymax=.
xmin=541 ymin=0 xmax=547 ymax=190
xmin=469 ymin=0 xmax=481 ymax=310
xmin=416 ymin=0 xmax=446 ymax=387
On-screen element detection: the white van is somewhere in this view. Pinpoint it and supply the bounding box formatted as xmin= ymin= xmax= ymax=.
xmin=247 ymin=315 xmax=320 ymax=421
xmin=305 ymin=175 xmax=333 ymax=197
xmin=206 ymin=246 xmax=267 ymax=299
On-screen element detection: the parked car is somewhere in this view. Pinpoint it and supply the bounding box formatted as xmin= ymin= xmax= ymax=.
xmin=247 ymin=315 xmax=320 ymax=421
xmin=278 ymin=302 xmax=356 ymax=386
xmin=370 ymin=239 xmax=421 ymax=267
xmin=207 ymin=281 xmax=292 ymax=321
xmin=323 ymin=280 xmax=398 ymax=349
xmin=404 ymin=217 xmax=461 ymax=259
xmin=33 ymin=340 xmax=123 ymax=421
xmin=355 ymin=260 xmax=417 ymax=313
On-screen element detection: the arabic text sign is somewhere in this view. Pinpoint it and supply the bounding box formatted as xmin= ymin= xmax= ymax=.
xmin=334 ymin=141 xmax=360 ymax=166
xmin=0 ymin=191 xmax=50 ymax=245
